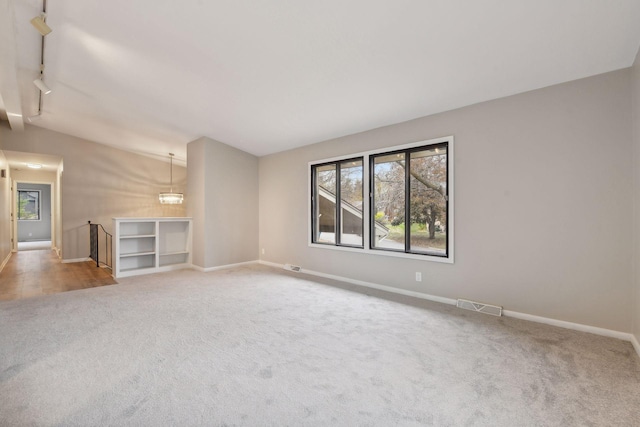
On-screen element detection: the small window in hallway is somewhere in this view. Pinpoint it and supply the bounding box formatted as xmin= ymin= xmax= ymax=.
xmin=17 ymin=190 xmax=41 ymax=220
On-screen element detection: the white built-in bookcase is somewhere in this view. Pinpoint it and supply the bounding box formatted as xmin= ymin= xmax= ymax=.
xmin=113 ymin=217 xmax=192 ymax=278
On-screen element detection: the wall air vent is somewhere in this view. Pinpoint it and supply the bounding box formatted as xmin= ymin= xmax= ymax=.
xmin=283 ymin=264 xmax=302 ymax=272
xmin=456 ymin=299 xmax=502 ymax=317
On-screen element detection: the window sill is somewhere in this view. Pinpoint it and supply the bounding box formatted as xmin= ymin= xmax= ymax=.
xmin=308 ymin=242 xmax=453 ymax=264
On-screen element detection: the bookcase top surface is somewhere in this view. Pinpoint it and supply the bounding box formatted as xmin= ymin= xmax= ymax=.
xmin=113 ymin=217 xmax=192 ymax=221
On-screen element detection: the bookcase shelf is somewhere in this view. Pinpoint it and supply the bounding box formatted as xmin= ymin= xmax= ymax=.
xmin=113 ymin=217 xmax=192 ymax=278
xmin=120 ymin=251 xmax=156 ymax=258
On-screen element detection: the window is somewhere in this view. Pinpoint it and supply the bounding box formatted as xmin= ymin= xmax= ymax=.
xmin=309 ymin=136 xmax=453 ymax=263
xmin=18 ymin=190 xmax=41 ymax=221
xmin=371 ymin=143 xmax=448 ymax=257
xmin=311 ymin=158 xmax=364 ymax=247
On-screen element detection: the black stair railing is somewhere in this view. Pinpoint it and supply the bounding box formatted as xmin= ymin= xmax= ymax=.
xmin=88 ymin=221 xmax=113 ymax=270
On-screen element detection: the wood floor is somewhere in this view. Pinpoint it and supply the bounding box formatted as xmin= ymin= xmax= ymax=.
xmin=0 ymin=250 xmax=117 ymax=301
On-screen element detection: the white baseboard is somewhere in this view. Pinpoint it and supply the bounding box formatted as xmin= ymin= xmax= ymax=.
xmin=258 ymin=260 xmax=457 ymax=307
xmin=502 ymin=309 xmax=634 ymax=342
xmin=192 ymin=260 xmax=259 ymax=272
xmin=61 ymin=257 xmax=92 ymax=263
xmin=0 ymin=251 xmax=12 ymax=274
xmin=258 ymin=260 xmax=639 ymax=355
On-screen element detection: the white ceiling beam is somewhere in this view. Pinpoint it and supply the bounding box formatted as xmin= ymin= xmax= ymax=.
xmin=0 ymin=0 xmax=25 ymax=131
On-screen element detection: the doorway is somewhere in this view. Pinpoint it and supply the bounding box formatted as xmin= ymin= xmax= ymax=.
xmin=16 ymin=182 xmax=52 ymax=251
xmin=4 ymin=150 xmax=63 ymax=255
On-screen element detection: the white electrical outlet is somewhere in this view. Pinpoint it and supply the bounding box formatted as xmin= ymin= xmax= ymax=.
xmin=415 ymin=272 xmax=422 ymax=282
xmin=261 ymin=248 xmax=265 ymax=255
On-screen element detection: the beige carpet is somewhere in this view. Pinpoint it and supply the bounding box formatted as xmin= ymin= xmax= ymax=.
xmin=0 ymin=264 xmax=638 ymax=426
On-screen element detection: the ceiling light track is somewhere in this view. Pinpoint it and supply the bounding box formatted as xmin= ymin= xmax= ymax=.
xmin=31 ymin=0 xmax=51 ymax=118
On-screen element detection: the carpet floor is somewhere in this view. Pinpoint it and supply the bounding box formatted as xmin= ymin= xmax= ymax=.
xmin=0 ymin=264 xmax=638 ymax=426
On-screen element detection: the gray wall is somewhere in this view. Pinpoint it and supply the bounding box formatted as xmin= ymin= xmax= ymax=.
xmin=632 ymin=48 xmax=640 ymax=346
xmin=0 ymin=124 xmax=186 ymax=260
xmin=259 ymin=69 xmax=633 ymax=332
xmin=187 ymin=138 xmax=206 ymax=268
xmin=187 ymin=137 xmax=259 ymax=269
xmin=17 ymin=182 xmax=51 ymax=241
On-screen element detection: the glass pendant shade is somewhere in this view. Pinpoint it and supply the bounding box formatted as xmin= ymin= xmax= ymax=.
xmin=159 ymin=192 xmax=184 ymax=204
xmin=159 ymin=153 xmax=183 ymax=204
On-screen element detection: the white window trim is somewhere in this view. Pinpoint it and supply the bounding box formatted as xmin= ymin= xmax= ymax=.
xmin=308 ymin=135 xmax=454 ymax=264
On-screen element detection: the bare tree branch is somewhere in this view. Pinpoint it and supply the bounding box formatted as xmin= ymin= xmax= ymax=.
xmin=396 ymin=161 xmax=445 ymax=198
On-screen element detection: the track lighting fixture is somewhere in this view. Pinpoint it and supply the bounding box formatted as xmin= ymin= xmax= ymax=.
xmin=30 ymin=14 xmax=52 ymax=36
xmin=33 ymin=79 xmax=51 ymax=94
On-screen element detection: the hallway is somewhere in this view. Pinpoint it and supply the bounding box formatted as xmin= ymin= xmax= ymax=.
xmin=0 ymin=250 xmax=116 ymax=301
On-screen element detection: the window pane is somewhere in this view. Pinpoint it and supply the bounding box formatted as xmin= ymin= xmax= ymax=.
xmin=409 ymin=147 xmax=447 ymax=255
xmin=18 ymin=190 xmax=40 ymax=220
xmin=372 ymin=153 xmax=405 ymax=250
xmin=339 ymin=160 xmax=363 ymax=246
xmin=314 ymin=164 xmax=336 ymax=244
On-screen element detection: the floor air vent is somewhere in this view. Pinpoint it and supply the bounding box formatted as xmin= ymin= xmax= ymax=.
xmin=456 ymin=299 xmax=502 ymax=317
xmin=283 ymin=264 xmax=302 ymax=272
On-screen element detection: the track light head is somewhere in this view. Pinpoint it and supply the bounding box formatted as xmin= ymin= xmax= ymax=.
xmin=30 ymin=14 xmax=52 ymax=36
xmin=33 ymin=79 xmax=51 ymax=94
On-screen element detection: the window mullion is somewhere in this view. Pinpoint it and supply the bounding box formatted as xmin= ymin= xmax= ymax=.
xmin=335 ymin=163 xmax=341 ymax=245
xmin=369 ymin=155 xmax=375 ymax=250
xmin=404 ymin=151 xmax=410 ymax=253
xmin=311 ymin=167 xmax=317 ymax=243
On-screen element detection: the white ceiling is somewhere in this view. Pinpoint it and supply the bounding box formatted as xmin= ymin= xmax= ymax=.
xmin=2 ymin=0 xmax=640 ymax=163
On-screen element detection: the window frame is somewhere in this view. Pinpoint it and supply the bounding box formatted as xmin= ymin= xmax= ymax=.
xmin=370 ymin=142 xmax=449 ymax=258
xmin=311 ymin=157 xmax=365 ymax=248
xmin=17 ymin=189 xmax=42 ymax=221
xmin=308 ymin=136 xmax=454 ymax=264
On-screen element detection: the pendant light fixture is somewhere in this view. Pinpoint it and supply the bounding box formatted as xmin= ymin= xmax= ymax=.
xmin=159 ymin=153 xmax=183 ymax=204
